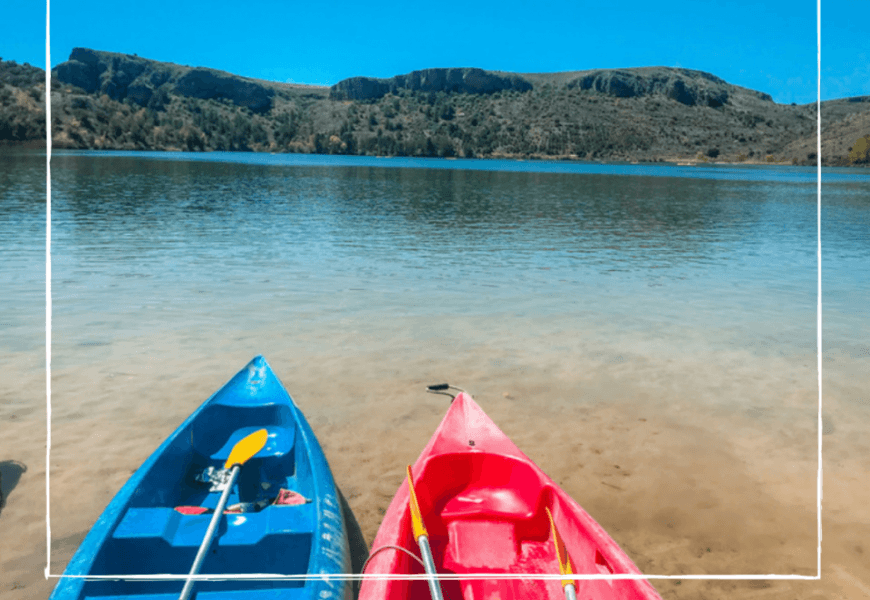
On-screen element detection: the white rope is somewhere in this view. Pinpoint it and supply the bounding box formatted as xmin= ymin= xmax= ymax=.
xmin=361 ymin=545 xmax=426 ymax=575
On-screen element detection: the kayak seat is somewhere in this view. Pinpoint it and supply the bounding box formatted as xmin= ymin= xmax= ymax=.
xmin=443 ymin=520 xmax=519 ymax=570
xmin=113 ymin=503 xmax=316 ymax=546
xmin=425 ymin=454 xmax=544 ymax=523
xmin=105 ymin=506 xmax=316 ymax=578
xmin=207 ymin=425 xmax=295 ymax=464
xmin=434 ymin=457 xmax=548 ymax=571
xmin=440 ymin=487 xmax=536 ymax=522
xmin=113 ymin=507 xmax=178 ymax=541
xmin=189 ymin=404 xmax=296 ymax=470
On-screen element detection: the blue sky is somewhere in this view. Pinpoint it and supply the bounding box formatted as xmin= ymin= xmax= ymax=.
xmin=4 ymin=1 xmax=868 ymax=104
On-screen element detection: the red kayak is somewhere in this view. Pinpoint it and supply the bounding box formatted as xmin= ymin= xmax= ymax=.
xmin=359 ymin=392 xmax=662 ymax=600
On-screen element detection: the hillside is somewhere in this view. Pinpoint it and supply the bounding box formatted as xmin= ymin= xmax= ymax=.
xmin=2 ymin=49 xmax=869 ymax=166
xmin=774 ymin=96 xmax=870 ymax=166
xmin=0 ymin=59 xmax=46 ymax=144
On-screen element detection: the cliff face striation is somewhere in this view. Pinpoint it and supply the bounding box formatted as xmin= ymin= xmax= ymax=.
xmin=564 ymin=68 xmax=745 ymax=107
xmin=330 ymin=68 xmax=533 ymax=101
xmin=329 ymin=66 xmax=774 ymax=109
xmin=52 ymin=48 xmax=274 ymax=113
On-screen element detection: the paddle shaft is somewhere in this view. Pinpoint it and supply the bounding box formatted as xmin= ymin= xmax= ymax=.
xmin=178 ymin=464 xmax=241 ymax=600
xmin=416 ymin=535 xmax=445 ymax=600
xmin=564 ymin=582 xmax=578 ymax=600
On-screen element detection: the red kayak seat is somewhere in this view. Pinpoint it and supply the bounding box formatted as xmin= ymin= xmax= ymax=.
xmin=419 ymin=453 xmax=548 ymax=571
xmin=422 ymin=453 xmax=545 ymax=523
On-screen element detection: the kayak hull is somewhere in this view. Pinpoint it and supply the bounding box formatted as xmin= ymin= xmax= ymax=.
xmin=50 ymin=356 xmax=352 ymax=600
xmin=359 ymin=393 xmax=662 ymax=600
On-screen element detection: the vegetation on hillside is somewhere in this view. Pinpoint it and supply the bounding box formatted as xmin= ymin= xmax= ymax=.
xmin=1 ymin=53 xmax=868 ymax=167
xmin=849 ymin=135 xmax=870 ymax=164
xmin=0 ymin=59 xmax=46 ymax=142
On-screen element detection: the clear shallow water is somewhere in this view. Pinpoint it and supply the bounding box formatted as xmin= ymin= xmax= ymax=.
xmin=3 ymin=150 xmax=867 ymax=597
xmin=2 ymin=150 xmax=868 ymax=395
xmin=1 ymin=149 xmax=46 ymax=358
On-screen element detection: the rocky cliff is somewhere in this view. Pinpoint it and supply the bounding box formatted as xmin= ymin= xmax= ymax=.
xmin=330 ymin=67 xmax=532 ymax=100
xmin=329 ymin=65 xmax=775 ymax=109
xmin=565 ymin=68 xmax=743 ymax=107
xmin=52 ymin=48 xmax=274 ymax=113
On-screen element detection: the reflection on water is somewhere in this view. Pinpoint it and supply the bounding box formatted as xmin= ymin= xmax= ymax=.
xmin=2 ymin=150 xmax=868 ymax=375
xmin=0 ymin=149 xmax=45 ymax=356
xmin=50 ymin=155 xmax=818 ymax=284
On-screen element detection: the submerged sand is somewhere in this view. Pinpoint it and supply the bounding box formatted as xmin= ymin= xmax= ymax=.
xmin=1 ymin=321 xmax=868 ymax=600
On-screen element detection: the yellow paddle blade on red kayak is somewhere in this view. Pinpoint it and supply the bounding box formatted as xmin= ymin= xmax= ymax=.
xmin=407 ymin=465 xmax=428 ymax=540
xmin=224 ymin=429 xmax=268 ymax=469
xmin=546 ymin=507 xmax=576 ymax=589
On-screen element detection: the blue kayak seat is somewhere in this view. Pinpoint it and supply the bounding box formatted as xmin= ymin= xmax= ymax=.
xmin=208 ymin=425 xmax=296 ymax=464
xmin=189 ymin=404 xmax=296 ymax=470
xmin=113 ymin=507 xmax=178 ymax=541
xmin=113 ymin=504 xmax=316 ymax=547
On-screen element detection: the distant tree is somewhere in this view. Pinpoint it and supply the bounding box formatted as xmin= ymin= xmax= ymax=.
xmin=147 ymin=86 xmax=170 ymax=112
xmin=275 ymin=111 xmax=300 ymax=145
xmin=314 ymin=132 xmax=326 ymax=154
xmin=184 ymin=127 xmax=205 ymax=151
xmin=340 ymin=129 xmax=356 ymax=154
xmin=327 ymin=134 xmax=344 ymax=154
xmin=250 ymin=120 xmax=268 ymax=146
xmin=848 ymin=135 xmax=870 ymax=164
xmin=439 ymin=103 xmax=454 ymax=121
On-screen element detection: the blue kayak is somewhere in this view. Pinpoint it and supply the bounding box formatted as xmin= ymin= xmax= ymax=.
xmin=51 ymin=356 xmax=353 ymax=600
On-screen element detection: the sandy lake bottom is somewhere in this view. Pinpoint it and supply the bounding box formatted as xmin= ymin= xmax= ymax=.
xmin=2 ymin=152 xmax=868 ymax=599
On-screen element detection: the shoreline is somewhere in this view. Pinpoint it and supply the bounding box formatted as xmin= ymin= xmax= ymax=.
xmin=38 ymin=144 xmax=870 ymax=169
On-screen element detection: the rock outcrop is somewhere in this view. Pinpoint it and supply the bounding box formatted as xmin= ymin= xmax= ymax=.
xmin=330 ymin=67 xmax=533 ymax=100
xmin=566 ymin=67 xmax=739 ymax=107
xmin=174 ymin=68 xmax=272 ymax=112
xmin=52 ymin=48 xmax=274 ymax=113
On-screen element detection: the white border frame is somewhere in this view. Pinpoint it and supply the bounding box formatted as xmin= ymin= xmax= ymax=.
xmin=44 ymin=0 xmax=824 ymax=585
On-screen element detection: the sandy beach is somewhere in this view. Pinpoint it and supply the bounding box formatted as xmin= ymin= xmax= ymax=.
xmin=2 ymin=330 xmax=868 ymax=600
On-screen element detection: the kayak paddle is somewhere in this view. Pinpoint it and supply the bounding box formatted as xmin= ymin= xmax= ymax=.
xmin=178 ymin=428 xmax=269 ymax=600
xmin=407 ymin=465 xmax=445 ymax=600
xmin=546 ymin=507 xmax=578 ymax=600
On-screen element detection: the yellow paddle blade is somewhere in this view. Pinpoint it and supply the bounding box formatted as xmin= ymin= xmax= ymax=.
xmin=224 ymin=429 xmax=268 ymax=469
xmin=407 ymin=465 xmax=428 ymax=540
xmin=546 ymin=507 xmax=575 ymax=588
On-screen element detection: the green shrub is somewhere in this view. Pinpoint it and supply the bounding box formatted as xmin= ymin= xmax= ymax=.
xmin=848 ymin=135 xmax=870 ymax=164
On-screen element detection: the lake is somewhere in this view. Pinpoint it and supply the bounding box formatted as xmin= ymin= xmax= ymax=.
xmin=2 ymin=149 xmax=869 ymax=598
xmin=36 ymin=152 xmax=869 ymax=379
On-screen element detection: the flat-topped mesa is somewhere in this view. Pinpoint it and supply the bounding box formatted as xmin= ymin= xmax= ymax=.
xmin=52 ymin=48 xmax=274 ymax=113
xmin=329 ymin=67 xmax=533 ymax=101
xmin=564 ymin=67 xmax=772 ymax=107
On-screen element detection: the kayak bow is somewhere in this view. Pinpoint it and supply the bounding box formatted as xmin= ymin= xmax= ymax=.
xmin=359 ymin=392 xmax=662 ymax=600
xmin=51 ymin=356 xmax=353 ymax=600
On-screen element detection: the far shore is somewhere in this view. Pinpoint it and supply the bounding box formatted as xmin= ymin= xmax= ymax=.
xmin=8 ymin=142 xmax=868 ymax=168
